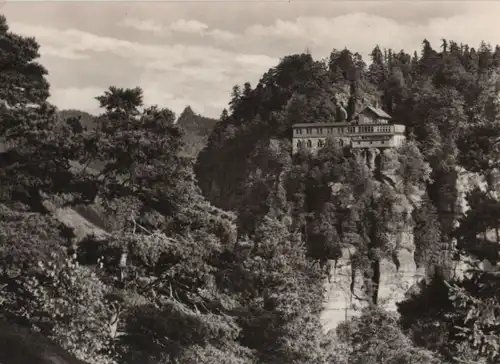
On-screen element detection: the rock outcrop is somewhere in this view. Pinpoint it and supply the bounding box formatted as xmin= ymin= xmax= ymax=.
xmin=452 ymin=167 xmax=500 ymax=280
xmin=320 ymin=148 xmax=427 ymax=332
xmin=321 ymin=164 xmax=500 ymax=332
xmin=320 ymin=197 xmax=425 ymax=332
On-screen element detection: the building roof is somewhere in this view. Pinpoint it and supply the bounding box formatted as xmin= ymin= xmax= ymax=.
xmin=361 ymin=106 xmax=392 ymax=119
xmin=292 ymin=122 xmax=351 ymax=128
xmin=291 ymin=106 xmax=392 ymax=128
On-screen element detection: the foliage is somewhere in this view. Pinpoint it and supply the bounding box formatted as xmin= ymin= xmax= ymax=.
xmin=57 ymin=109 xmax=98 ymax=130
xmin=446 ymin=271 xmax=500 ymax=364
xmin=0 ymin=206 xmax=113 ymax=364
xmin=89 ymin=87 xmax=191 ymax=216
xmin=9 ymin=258 xmax=113 ymax=364
xmin=0 ymin=15 xmax=85 ymax=210
xmin=412 ymin=195 xmax=445 ymax=270
xmin=455 ymin=187 xmax=500 ymax=263
xmin=0 ymin=320 xmax=89 ymax=364
xmin=228 ymin=215 xmax=328 ymax=363
xmin=398 ymin=272 xmax=456 ymax=361
xmin=337 ymin=306 xmax=441 ymax=364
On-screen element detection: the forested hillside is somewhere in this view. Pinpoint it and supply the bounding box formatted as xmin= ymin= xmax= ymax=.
xmin=1 ymin=10 xmax=500 ymax=364
xmin=195 ymin=40 xmax=500 ymax=363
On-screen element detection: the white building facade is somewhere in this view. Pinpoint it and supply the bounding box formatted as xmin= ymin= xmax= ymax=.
xmin=292 ymin=106 xmax=406 ymax=154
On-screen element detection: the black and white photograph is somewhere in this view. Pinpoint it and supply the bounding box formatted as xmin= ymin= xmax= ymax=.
xmin=0 ymin=1 xmax=499 ymax=363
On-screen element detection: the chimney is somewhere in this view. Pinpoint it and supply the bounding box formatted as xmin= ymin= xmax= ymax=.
xmin=372 ymin=100 xmax=379 ymax=109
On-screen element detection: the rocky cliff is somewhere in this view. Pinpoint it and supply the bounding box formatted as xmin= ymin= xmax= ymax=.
xmin=452 ymin=167 xmax=500 ymax=279
xmin=320 ymin=200 xmax=426 ymax=332
xmin=321 ymin=148 xmax=427 ymax=332
xmin=320 ymin=164 xmax=500 ymax=332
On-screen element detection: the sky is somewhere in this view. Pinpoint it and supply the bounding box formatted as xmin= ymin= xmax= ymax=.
xmin=1 ymin=0 xmax=499 ymax=118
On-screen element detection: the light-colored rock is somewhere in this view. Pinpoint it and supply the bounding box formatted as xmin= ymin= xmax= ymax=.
xmin=54 ymin=207 xmax=109 ymax=241
xmin=456 ymin=167 xmax=488 ymax=215
xmin=321 ymin=154 xmax=428 ymax=332
xmin=321 ymin=248 xmax=364 ymax=333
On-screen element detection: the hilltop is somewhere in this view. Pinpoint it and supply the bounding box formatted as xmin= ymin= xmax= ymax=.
xmin=176 ymin=106 xmax=218 ymax=157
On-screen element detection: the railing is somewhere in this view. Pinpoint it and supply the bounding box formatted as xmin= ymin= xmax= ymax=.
xmin=294 ymin=124 xmax=405 ymax=137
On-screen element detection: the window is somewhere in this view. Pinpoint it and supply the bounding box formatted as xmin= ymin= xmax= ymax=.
xmin=339 ymin=139 xmax=344 ymax=147
xmin=318 ymin=139 xmax=323 ymax=148
xmin=297 ymin=140 xmax=302 ymax=148
xmin=348 ymin=126 xmax=356 ymax=133
xmin=307 ymin=140 xmax=312 ymax=148
xmin=296 ymin=128 xmax=302 ymax=135
xmin=307 ymin=128 xmax=312 ymax=134
xmin=316 ymin=128 xmax=323 ymax=134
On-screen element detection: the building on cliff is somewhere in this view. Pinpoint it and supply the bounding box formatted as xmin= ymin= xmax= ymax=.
xmin=292 ymin=105 xmax=406 ymax=154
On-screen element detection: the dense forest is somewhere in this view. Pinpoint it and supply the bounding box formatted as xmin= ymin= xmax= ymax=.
xmin=2 ymin=11 xmax=500 ymax=364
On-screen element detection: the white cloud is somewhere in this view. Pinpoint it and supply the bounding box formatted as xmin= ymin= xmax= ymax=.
xmin=244 ymin=7 xmax=500 ymax=60
xmin=170 ymin=19 xmax=208 ymax=34
xmin=11 ymin=22 xmax=238 ymax=63
xmin=8 ymin=21 xmax=276 ymax=118
xmin=117 ymin=17 xmax=239 ymax=42
xmin=119 ymin=18 xmax=165 ymax=33
xmin=207 ymin=29 xmax=239 ymax=42
xmin=50 ymin=87 xmax=103 ymax=114
xmin=40 ymin=45 xmax=88 ymax=60
xmin=8 ymin=4 xmax=500 ymax=119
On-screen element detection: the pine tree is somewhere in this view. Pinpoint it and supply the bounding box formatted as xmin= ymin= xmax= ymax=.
xmin=0 ymin=15 xmax=82 ymax=210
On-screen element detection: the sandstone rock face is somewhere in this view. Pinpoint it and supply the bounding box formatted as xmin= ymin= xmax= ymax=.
xmin=377 ymin=242 xmax=426 ymax=313
xmin=321 ymin=248 xmax=361 ymax=332
xmin=455 ymin=167 xmax=488 ymax=215
xmin=320 ymin=214 xmax=425 ymax=332
xmin=320 ymin=149 xmax=427 ymax=332
xmin=452 ymin=167 xmax=500 ymax=280
xmin=321 ymin=166 xmax=500 ymax=333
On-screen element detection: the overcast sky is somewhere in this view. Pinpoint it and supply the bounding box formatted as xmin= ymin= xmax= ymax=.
xmin=1 ymin=1 xmax=498 ymax=118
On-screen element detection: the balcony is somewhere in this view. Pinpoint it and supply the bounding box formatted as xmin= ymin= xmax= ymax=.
xmin=293 ymin=123 xmax=405 ymax=138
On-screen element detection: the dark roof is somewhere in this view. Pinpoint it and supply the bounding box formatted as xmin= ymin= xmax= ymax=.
xmin=292 ymin=122 xmax=352 ymax=128
xmin=361 ymin=106 xmax=392 ymax=119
